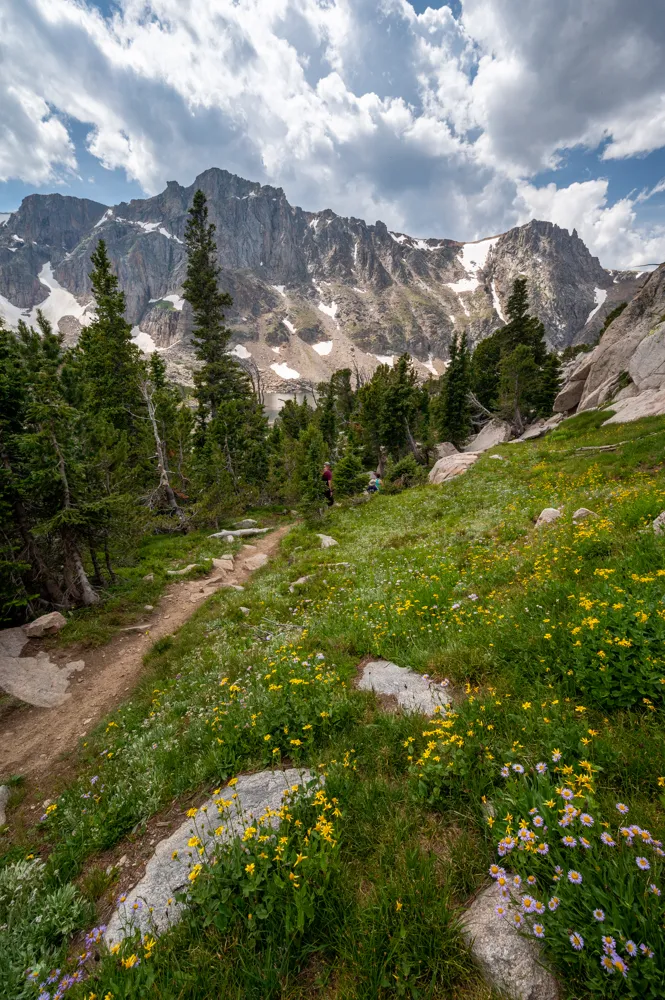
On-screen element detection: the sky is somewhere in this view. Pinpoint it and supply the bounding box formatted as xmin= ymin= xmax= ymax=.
xmin=1 ymin=0 xmax=665 ymax=268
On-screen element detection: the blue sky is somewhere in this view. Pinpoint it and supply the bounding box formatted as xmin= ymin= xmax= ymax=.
xmin=1 ymin=0 xmax=664 ymax=267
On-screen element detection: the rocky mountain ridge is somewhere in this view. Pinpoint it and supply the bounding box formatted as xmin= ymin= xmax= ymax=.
xmin=0 ymin=168 xmax=649 ymax=390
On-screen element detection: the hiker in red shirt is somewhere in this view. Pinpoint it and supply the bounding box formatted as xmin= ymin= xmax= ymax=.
xmin=322 ymin=462 xmax=334 ymax=507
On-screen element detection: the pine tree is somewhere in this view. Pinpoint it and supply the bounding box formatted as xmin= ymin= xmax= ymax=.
xmin=470 ymin=332 xmax=502 ymax=411
xmin=334 ymin=439 xmax=366 ymax=497
xmin=534 ymin=352 xmax=562 ymax=417
xmin=317 ymin=381 xmax=337 ymax=451
xmin=435 ymin=332 xmax=471 ymax=446
xmin=296 ymin=424 xmax=327 ymax=520
xmin=183 ymin=189 xmax=239 ymax=424
xmin=381 ymin=354 xmax=419 ymax=459
xmin=498 ymin=344 xmax=540 ymax=434
xmin=75 ymin=239 xmax=144 ymax=432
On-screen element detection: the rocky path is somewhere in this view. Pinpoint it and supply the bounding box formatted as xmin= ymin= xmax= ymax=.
xmin=0 ymin=526 xmax=289 ymax=795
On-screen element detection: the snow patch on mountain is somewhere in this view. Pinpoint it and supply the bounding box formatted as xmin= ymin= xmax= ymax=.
xmin=318 ymin=301 xmax=338 ymax=320
xmin=586 ymin=287 xmax=608 ymax=324
xmin=231 ymin=344 xmax=252 ymax=359
xmin=270 ymin=361 xmax=300 ymax=380
xmin=282 ymin=318 xmax=296 ymax=335
xmin=491 ymin=280 xmax=507 ymax=323
xmin=131 ymin=326 xmax=156 ymax=353
xmin=312 ymin=341 xmax=333 ymax=356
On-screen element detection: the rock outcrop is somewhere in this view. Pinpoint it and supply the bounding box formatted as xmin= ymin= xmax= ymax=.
xmin=554 ymin=264 xmax=665 ymax=422
xmin=429 ymin=453 xmax=478 ymax=483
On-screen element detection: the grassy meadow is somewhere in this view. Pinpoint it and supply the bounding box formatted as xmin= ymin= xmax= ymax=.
xmin=3 ymin=409 xmax=665 ymax=1000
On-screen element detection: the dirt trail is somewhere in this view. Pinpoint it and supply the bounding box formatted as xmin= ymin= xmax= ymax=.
xmin=0 ymin=527 xmax=289 ymax=793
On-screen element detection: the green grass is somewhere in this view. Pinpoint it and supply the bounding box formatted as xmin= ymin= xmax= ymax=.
xmin=4 ymin=412 xmax=665 ymax=999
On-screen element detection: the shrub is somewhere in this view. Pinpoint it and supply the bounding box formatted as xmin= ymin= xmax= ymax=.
xmin=384 ymin=454 xmax=427 ymax=492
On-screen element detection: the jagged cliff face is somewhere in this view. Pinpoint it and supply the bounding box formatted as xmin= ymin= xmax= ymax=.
xmin=0 ymin=168 xmax=648 ymax=389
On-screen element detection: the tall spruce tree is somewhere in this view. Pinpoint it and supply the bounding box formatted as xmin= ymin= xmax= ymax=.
xmin=435 ymin=332 xmax=471 ymax=446
xmin=183 ymin=189 xmax=239 ymax=424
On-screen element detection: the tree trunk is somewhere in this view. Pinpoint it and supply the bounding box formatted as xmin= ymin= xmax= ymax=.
xmin=405 ymin=420 xmax=421 ymax=461
xmin=141 ymin=380 xmax=187 ymax=529
xmin=377 ymin=446 xmax=388 ymax=478
xmin=68 ymin=536 xmax=100 ymax=606
xmin=88 ymin=540 xmax=105 ymax=586
xmin=104 ymin=537 xmax=116 ymax=584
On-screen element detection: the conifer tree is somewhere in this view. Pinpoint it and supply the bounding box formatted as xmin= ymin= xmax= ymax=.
xmin=75 ymin=239 xmax=144 ymax=432
xmin=317 ymin=381 xmax=337 ymax=451
xmin=183 ymin=189 xmax=239 ymax=424
xmin=296 ymin=424 xmax=327 ymax=519
xmin=381 ymin=354 xmax=419 ymax=459
xmin=435 ymin=332 xmax=471 ymax=446
xmin=334 ymin=439 xmax=366 ymax=497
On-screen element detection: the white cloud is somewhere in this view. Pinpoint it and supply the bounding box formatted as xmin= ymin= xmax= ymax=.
xmin=0 ymin=0 xmax=664 ymax=264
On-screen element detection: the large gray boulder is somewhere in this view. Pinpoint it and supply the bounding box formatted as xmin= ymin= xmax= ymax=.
xmin=553 ymin=377 xmax=586 ymax=413
xmin=357 ymin=659 xmax=450 ymax=715
xmin=434 ymin=441 xmax=459 ymax=459
xmin=317 ymin=534 xmax=338 ymax=549
xmin=535 ymin=508 xmax=561 ymax=527
xmin=464 ymin=418 xmax=512 ymax=453
xmin=105 ymin=769 xmax=315 ymax=945
xmin=243 ymin=552 xmax=269 ymax=570
xmin=462 ymin=882 xmax=559 ymax=1000
xmin=429 ymin=453 xmax=478 ymax=484
xmin=23 ymin=611 xmax=67 ymax=638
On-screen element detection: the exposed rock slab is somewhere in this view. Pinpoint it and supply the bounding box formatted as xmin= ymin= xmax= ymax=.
xmin=105 ymin=768 xmax=315 ymax=945
xmin=357 ymin=659 xmax=450 ymax=715
xmin=235 ymin=519 xmax=258 ymax=528
xmin=435 ymin=442 xmax=459 ymax=459
xmin=429 ymin=453 xmax=478 ymax=484
xmin=23 ymin=611 xmax=67 ymax=638
xmin=167 ymin=564 xmax=200 ymax=576
xmin=243 ymin=552 xmax=269 ymax=571
xmin=603 ymin=387 xmax=665 ymax=424
xmin=316 ymin=534 xmax=338 ymax=549
xmin=0 ymin=627 xmax=85 ymax=707
xmin=572 ymin=508 xmax=595 ymax=520
xmin=464 ymin=418 xmax=513 ymax=453
xmin=535 ymin=508 xmax=561 ymax=527
xmin=212 ymin=558 xmax=234 ymax=573
xmin=209 ymin=528 xmax=271 ymax=539
xmin=653 ymin=511 xmax=665 ymax=536
xmin=462 ymin=882 xmax=559 ymax=1000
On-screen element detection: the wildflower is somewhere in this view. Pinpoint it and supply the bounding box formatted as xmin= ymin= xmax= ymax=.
xmin=489 ymin=865 xmax=505 ymax=878
xmin=560 ymin=787 xmax=574 ymax=801
xmin=640 ymin=944 xmax=655 ymax=958
xmin=532 ymin=815 xmax=544 ymax=828
xmin=552 ymin=749 xmax=562 ymax=762
xmin=548 ymin=897 xmax=560 ymax=911
xmin=536 ymin=762 xmax=548 ymax=774
xmin=562 ymin=835 xmax=577 ymax=848
xmin=512 ymin=875 xmax=522 ymax=888
xmin=521 ymin=896 xmax=536 ymax=913
xmin=500 ymin=765 xmax=510 ymax=777
xmin=186 ymin=808 xmax=198 ymax=818
xmin=649 ymin=883 xmax=661 ymax=895
xmin=600 ymin=832 xmax=616 ymax=846
xmin=568 ymin=870 xmax=582 ymax=885
xmin=536 ymin=843 xmax=550 ymax=855
xmin=613 ymin=956 xmax=629 ymax=978
xmin=187 ymin=836 xmax=201 ymax=848
xmin=636 ymin=856 xmax=650 ymax=870
xmin=579 ymin=837 xmax=591 ymax=850
xmin=625 ymin=941 xmax=638 ymax=957
xmin=512 ymin=764 xmax=525 ymax=774
xmin=580 ymin=813 xmax=594 ymax=827
xmin=526 ymin=875 xmax=536 ymax=885
xmin=534 ymin=901 xmax=545 ymax=914
xmin=511 ymin=912 xmax=524 ymax=928
xmin=495 ymin=903 xmax=507 ymax=918
xmin=187 ymin=864 xmax=202 ymax=882
xmin=600 ymin=955 xmax=615 ymax=973
xmin=593 ymin=908 xmax=605 ymax=921
xmin=122 ymin=954 xmax=140 ymax=969
xmin=533 ymin=924 xmax=545 ymax=938
xmin=569 ymin=932 xmax=584 ymax=951
xmin=616 ymin=802 xmax=629 ymax=815
xmin=602 ymin=936 xmax=616 ymax=953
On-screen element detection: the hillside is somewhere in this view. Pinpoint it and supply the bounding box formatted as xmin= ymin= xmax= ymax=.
xmin=0 ymin=168 xmax=646 ymax=390
xmin=2 ymin=408 xmax=665 ymax=999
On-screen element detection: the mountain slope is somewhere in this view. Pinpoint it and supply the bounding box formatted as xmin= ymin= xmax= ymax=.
xmin=0 ymin=168 xmax=647 ymax=388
